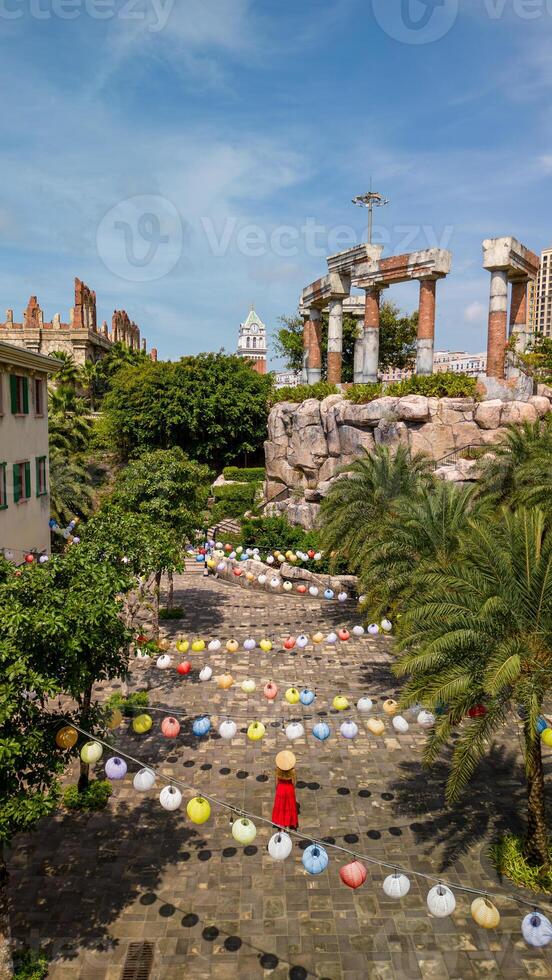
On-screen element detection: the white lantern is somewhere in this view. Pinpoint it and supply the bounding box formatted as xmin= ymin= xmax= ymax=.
xmin=338 ymin=592 xmax=348 ymax=603
xmin=357 ymin=697 xmax=373 ymax=713
xmin=358 ymin=594 xmax=366 ymax=604
xmin=381 ymin=619 xmax=393 ymax=632
xmin=217 ymin=562 xmax=226 ymax=572
xmin=258 ymin=574 xmax=267 ymax=586
xmin=246 ymin=548 xmax=253 ymax=557
xmin=270 ymin=577 xmax=281 ymax=589
xmin=156 ymin=655 xmax=171 ymax=670
xmin=367 ymin=624 xmax=380 ymax=635
xmin=216 ymin=541 xmax=223 ymax=549
xmin=232 ymin=817 xmax=257 ymax=845
xmin=285 ymin=722 xmax=304 ymax=741
xmin=427 ymin=884 xmax=456 ymax=918
xmin=199 ymin=666 xmax=213 ymax=682
xmin=133 ymin=768 xmax=156 ymax=792
xmin=241 ymin=679 xmax=256 ymax=694
xmin=352 ymin=625 xmax=365 ymax=636
xmin=340 ymin=720 xmax=358 ymax=739
xmin=266 ymin=556 xmax=275 ymax=565
xmin=417 ymin=710 xmax=435 ymax=728
xmin=521 ymin=912 xmax=552 ymax=947
xmin=326 ymin=632 xmax=337 ymax=644
xmin=393 ymin=715 xmax=410 ymax=733
xmin=283 ymin=581 xmax=293 ymax=592
xmin=268 ymin=831 xmax=293 ymax=861
xmin=296 ymin=634 xmax=309 ymax=649
xmin=243 ymin=637 xmax=257 ymax=650
xmin=309 ymin=586 xmax=319 ymax=597
xmin=229 ymin=551 xmax=236 ymax=560
xmin=314 ymin=552 xmax=322 ymax=561
xmin=219 ymin=720 xmax=238 ymax=740
xmin=383 ymin=873 xmax=411 ymax=899
xmin=208 ymin=639 xmax=221 ymax=652
xmin=160 ymin=785 xmax=182 ymax=811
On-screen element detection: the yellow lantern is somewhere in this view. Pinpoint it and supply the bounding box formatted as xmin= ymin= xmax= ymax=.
xmin=247 ymin=721 xmax=266 ymax=741
xmin=107 ymin=708 xmax=123 ymax=731
xmin=80 ymin=740 xmax=103 ymax=764
xmin=191 ymin=639 xmax=205 ymax=653
xmin=207 ymin=558 xmax=216 ymax=569
xmin=56 ymin=726 xmax=78 ymax=749
xmin=226 ymin=639 xmax=239 ymax=654
xmin=312 ymin=632 xmax=324 ymax=644
xmin=158 ymin=638 xmax=170 ymax=652
xmin=285 ymin=687 xmax=300 ymax=705
xmin=241 ymin=679 xmax=256 ymax=694
xmin=367 ymin=718 xmax=385 ymax=736
xmin=260 ymin=638 xmax=273 ymax=652
xmin=471 ymin=897 xmax=500 ymax=929
xmin=333 ymin=695 xmax=349 ymax=711
xmin=218 ymin=674 xmax=234 ymax=690
xmin=132 ymin=713 xmax=153 ymax=734
xmin=383 ymin=699 xmax=398 ymax=716
xmin=541 ymin=729 xmax=552 ymax=747
xmin=176 ymin=640 xmax=189 ymax=654
xmin=246 ymin=572 xmax=255 ymax=582
xmin=187 ymin=796 xmax=211 ymax=824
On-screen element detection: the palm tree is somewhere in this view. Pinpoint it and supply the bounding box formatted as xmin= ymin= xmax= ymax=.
xmin=48 ymin=448 xmax=94 ymax=526
xmin=319 ymin=444 xmax=433 ymax=572
xmin=394 ymin=508 xmax=552 ymax=868
xmin=477 ymin=416 xmax=552 ymax=507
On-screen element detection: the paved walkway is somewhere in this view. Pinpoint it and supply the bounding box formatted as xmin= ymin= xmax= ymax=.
xmin=8 ymin=570 xmax=552 ymax=979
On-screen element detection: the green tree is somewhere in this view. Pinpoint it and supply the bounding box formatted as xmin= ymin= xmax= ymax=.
xmin=274 ymin=302 xmax=418 ymax=380
xmin=394 ymin=508 xmax=552 ymax=868
xmin=512 ymin=334 xmax=552 ymax=386
xmin=81 ymin=342 xmax=150 ymax=410
xmin=476 ymin=417 xmax=552 ymax=511
xmin=48 ymin=447 xmax=94 ymax=526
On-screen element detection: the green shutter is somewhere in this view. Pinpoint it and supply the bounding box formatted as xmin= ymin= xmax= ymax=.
xmin=36 ymin=457 xmax=41 ymax=496
xmin=0 ymin=465 xmax=6 ymax=509
xmin=10 ymin=375 xmax=17 ymax=414
xmin=13 ymin=464 xmax=21 ymax=503
xmin=22 ymin=377 xmax=29 ymax=414
xmin=24 ymin=461 xmax=31 ymax=499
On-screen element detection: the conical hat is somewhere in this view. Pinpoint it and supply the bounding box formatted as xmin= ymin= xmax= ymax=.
xmin=275 ymin=750 xmax=296 ymax=771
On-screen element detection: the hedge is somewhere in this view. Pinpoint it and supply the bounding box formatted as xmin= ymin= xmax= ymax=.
xmin=268 ymin=374 xmax=477 ymax=407
xmin=269 ymin=382 xmax=338 ymax=406
xmin=213 ymin=483 xmax=256 ymax=504
xmin=222 ymin=466 xmax=265 ymax=483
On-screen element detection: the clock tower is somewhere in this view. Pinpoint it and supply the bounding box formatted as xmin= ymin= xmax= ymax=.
xmin=237 ymin=305 xmax=268 ymax=375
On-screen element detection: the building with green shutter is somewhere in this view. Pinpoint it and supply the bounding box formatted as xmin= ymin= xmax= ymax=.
xmin=0 ymin=341 xmax=60 ymax=561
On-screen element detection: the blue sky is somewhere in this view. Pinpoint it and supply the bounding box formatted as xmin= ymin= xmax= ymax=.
xmin=0 ymin=0 xmax=551 ymax=364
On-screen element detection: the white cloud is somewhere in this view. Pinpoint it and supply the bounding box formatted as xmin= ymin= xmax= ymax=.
xmin=464 ymin=301 xmax=487 ymax=324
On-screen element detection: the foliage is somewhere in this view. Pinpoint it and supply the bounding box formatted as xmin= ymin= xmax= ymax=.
xmin=511 ymin=335 xmax=552 ymax=386
xmin=12 ymin=949 xmax=49 ymax=980
xmin=476 ymin=417 xmax=552 ymax=515
xmin=490 ymin=834 xmax=552 ymax=894
xmin=222 ymin=466 xmax=265 ymax=483
xmin=81 ymin=509 xmax=184 ymax=581
xmin=344 ymin=372 xmax=478 ymax=403
xmin=269 ymin=382 xmax=338 ymax=406
xmin=101 ymin=353 xmax=273 ymax=467
xmin=81 ymin=342 xmax=150 ymax=410
xmin=48 ymin=351 xmax=95 ymax=524
xmin=343 ymin=383 xmax=383 ymax=404
xmin=106 ymin=690 xmax=149 ymax=716
xmin=213 ymin=483 xmax=257 ymax=505
xmin=62 ymin=780 xmax=112 ymax=812
xmin=240 ymin=514 xmax=321 ymax=552
xmin=48 ymin=447 xmax=94 ymax=526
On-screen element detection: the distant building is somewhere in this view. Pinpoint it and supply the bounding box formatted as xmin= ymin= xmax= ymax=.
xmin=528 ymin=247 xmax=552 ymax=338
xmin=380 ymin=349 xmax=487 ymax=382
xmin=237 ymin=306 xmax=267 ymax=375
xmin=274 ymin=370 xmax=302 ymax=389
xmin=0 ymin=341 xmax=60 ymax=560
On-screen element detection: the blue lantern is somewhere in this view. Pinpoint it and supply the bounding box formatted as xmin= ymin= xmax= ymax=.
xmin=195 ymin=555 xmax=205 ymax=563
xmin=536 ymin=715 xmax=548 ymax=734
xmin=302 ymin=844 xmax=328 ymax=875
xmin=300 ymin=689 xmax=316 ymax=706
xmin=240 ymin=553 xmax=248 ymax=561
xmin=312 ymin=721 xmax=330 ymax=741
xmin=192 ymin=716 xmax=211 ymax=737
xmin=324 ymin=589 xmax=334 ymax=600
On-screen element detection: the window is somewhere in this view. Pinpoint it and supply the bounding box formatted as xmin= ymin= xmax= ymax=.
xmin=36 ymin=456 xmax=47 ymax=497
xmin=13 ymin=461 xmax=31 ymax=503
xmin=34 ymin=378 xmax=44 ymax=416
xmin=10 ymin=375 xmax=29 ymax=415
xmin=0 ymin=464 xmax=6 ymax=510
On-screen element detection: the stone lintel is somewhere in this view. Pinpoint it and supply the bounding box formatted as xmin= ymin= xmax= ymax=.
xmin=301 ymin=271 xmax=350 ymax=309
xmin=327 ymin=242 xmax=383 ymax=277
xmin=353 ymin=248 xmax=452 ymax=289
xmin=482 ymin=236 xmax=539 ymax=280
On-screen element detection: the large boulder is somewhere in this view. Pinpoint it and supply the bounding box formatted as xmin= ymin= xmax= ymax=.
xmin=396 ymin=395 xmax=430 ymax=422
xmin=374 ymin=419 xmax=408 ymax=448
xmin=474 ymin=400 xmax=503 ymax=430
xmin=334 ymin=396 xmax=399 ymax=427
xmin=268 ymin=401 xmax=296 ymax=444
xmin=500 ymin=401 xmax=538 ymax=425
xmin=339 ymin=425 xmax=375 ymax=455
xmin=408 ymin=422 xmax=455 ymax=459
xmin=529 ymin=395 xmax=552 ymax=418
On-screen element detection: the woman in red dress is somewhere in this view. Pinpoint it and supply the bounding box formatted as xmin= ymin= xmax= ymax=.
xmin=272 ymin=750 xmax=298 ymax=830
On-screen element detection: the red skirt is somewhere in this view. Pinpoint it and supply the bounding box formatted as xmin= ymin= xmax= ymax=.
xmin=272 ymin=779 xmax=298 ymax=829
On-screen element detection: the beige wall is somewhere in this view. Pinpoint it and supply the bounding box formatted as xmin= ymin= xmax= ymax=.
xmin=0 ymin=369 xmax=51 ymax=557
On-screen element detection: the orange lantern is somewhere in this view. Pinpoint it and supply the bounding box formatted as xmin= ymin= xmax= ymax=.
xmin=218 ymin=674 xmax=234 ymax=690
xmin=56 ymin=726 xmax=78 ymax=750
xmin=161 ymin=716 xmax=181 ymax=738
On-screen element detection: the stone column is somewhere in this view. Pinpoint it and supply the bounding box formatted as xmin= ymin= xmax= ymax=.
xmin=327 ymin=299 xmax=343 ymax=384
xmin=353 ymin=317 xmax=365 ymax=384
xmin=486 ymin=269 xmax=509 ymax=379
xmin=301 ymin=315 xmax=311 ymax=383
xmin=506 ymin=278 xmax=529 ymax=379
xmin=363 ymin=287 xmax=380 ymax=383
xmin=416 ymin=278 xmax=436 ymax=376
xmin=307 ymin=308 xmax=322 ymax=384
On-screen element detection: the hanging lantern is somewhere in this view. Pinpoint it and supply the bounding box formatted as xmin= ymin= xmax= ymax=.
xmin=56 ymin=726 xmax=78 ymax=750
xmin=285 ymin=687 xmax=300 ymax=704
xmin=309 ymin=586 xmax=319 ymax=597
xmin=338 ymin=592 xmax=348 ymax=603
xmin=270 ymin=577 xmax=281 ymax=589
xmin=352 ymin=625 xmax=365 ymax=636
xmin=302 ymin=844 xmax=328 ymax=875
xmin=383 ymin=699 xmax=398 ymax=716
xmin=241 ymin=679 xmax=256 ymax=694
xmin=297 ymin=585 xmax=307 ymax=594
xmin=232 ymin=817 xmax=257 ymax=845
xmin=358 ymin=594 xmax=366 ymax=604
xmin=208 ymin=639 xmax=221 ymax=652
xmin=285 ymin=722 xmax=304 ymax=741
xmin=80 ymin=741 xmax=103 ymax=764
xmin=107 ymin=709 xmax=123 ymax=731
xmin=132 ymin=714 xmax=153 ymax=734
xmin=105 ymin=757 xmax=127 ymax=780
xmin=300 ymin=688 xmax=315 ymax=706
xmin=541 ymin=729 xmax=552 ymax=746
xmin=219 ymin=719 xmax=238 ymax=740
xmin=192 ymin=639 xmax=205 ymax=653
xmin=233 ymin=569 xmax=242 ymax=578
xmin=536 ymin=716 xmax=548 ymax=734
xmin=417 ymin=710 xmax=435 ymax=728
xmin=284 ymin=637 xmax=296 ymax=650
xmin=326 ymin=632 xmax=338 ymax=644
xmin=268 ymin=831 xmax=293 ymax=861
xmin=226 ymin=640 xmax=239 ymax=654
xmin=521 ymin=912 xmax=552 ymax=947
xmin=296 ymin=634 xmax=309 ymax=649
xmin=258 ymin=574 xmax=267 ymax=586
xmin=314 ymin=552 xmax=322 ymax=561
xmin=338 ymin=629 xmax=350 ymax=642
xmin=340 ymin=720 xmax=358 ymax=739
xmin=224 ymin=543 xmax=232 ymax=552
xmin=367 ymin=624 xmax=380 ymax=635
xmin=266 ymin=555 xmax=275 ymax=565
xmin=176 ymin=640 xmax=190 ymax=654
xmin=383 ymin=873 xmax=411 ymax=898
xmin=133 ymin=768 xmax=156 ymax=792
xmin=160 ymin=785 xmax=182 ymax=811
xmin=468 ymin=704 xmax=487 ymax=718
xmin=264 ymin=681 xmax=278 ymax=700
xmin=187 ymin=796 xmax=211 ymax=824
xmin=156 ymin=655 xmax=171 ymax=670
xmin=427 ymin=884 xmax=456 ymax=918
xmin=307 ymin=549 xmax=316 ymax=559
xmin=312 ymin=721 xmax=331 ymax=741
xmin=246 ymin=572 xmax=255 ymax=582
xmin=161 ymin=717 xmax=181 ymax=739
xmin=333 ymin=695 xmax=349 ymax=711
xmin=392 ymin=715 xmax=409 ymax=734
xmin=283 ymin=582 xmax=293 ymax=593
xmin=260 ymin=638 xmax=273 ymax=652
xmin=471 ymin=897 xmax=500 ymax=929
xmin=381 ymin=619 xmax=393 ymax=632
xmin=177 ymin=662 xmax=192 ymax=676
xmin=158 ymin=638 xmax=170 ymax=652
xmin=367 ymin=718 xmax=385 ymax=736
xmin=357 ymin=698 xmax=373 ymax=713
xmin=244 ymin=637 xmax=257 ymax=651
xmin=246 ymin=548 xmax=253 ymax=557
xmin=192 ymin=716 xmax=211 ymax=737
xmin=236 ymin=546 xmax=243 ymax=555
xmin=199 ymin=666 xmax=213 ymax=682
xmin=312 ymin=632 xmax=324 ymax=643
xmin=217 ymin=562 xmax=226 ymax=573
xmin=207 ymin=558 xmax=216 ymax=569
xmin=247 ymin=721 xmax=266 ymax=741
xmin=324 ymin=589 xmax=334 ymax=600
xmin=339 ymin=860 xmax=367 ymax=889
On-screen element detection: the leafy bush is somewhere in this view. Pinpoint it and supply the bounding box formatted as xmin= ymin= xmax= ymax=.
xmin=209 ymin=500 xmax=247 ymax=523
xmin=240 ymin=514 xmax=321 ymax=552
xmin=386 ymin=372 xmax=477 ymax=399
xmin=13 ymin=949 xmax=49 ymax=980
xmin=106 ymin=690 xmax=149 ymax=715
xmin=269 ymin=382 xmax=338 ymax=406
xmin=63 ymin=780 xmax=113 ymax=812
xmin=222 ymin=466 xmax=265 ymax=483
xmin=159 ymin=606 xmax=184 ymax=619
xmin=344 ymin=383 xmax=383 ymax=404
xmin=490 ymin=834 xmax=552 ymax=894
xmin=213 ymin=483 xmax=257 ymax=504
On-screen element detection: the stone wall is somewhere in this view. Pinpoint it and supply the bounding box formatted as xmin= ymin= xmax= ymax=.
xmin=264 ymin=391 xmax=552 ymax=529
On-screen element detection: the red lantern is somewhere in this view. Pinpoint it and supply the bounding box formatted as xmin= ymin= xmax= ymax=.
xmin=308 ymin=549 xmax=315 ymax=559
xmin=161 ymin=716 xmax=181 ymax=738
xmin=177 ymin=662 xmax=192 ymax=676
xmin=136 ymin=634 xmax=148 ymax=645
xmin=199 ymin=547 xmax=206 ymax=555
xmin=233 ymin=568 xmax=242 ymax=578
xmin=224 ymin=544 xmax=232 ymax=552
xmin=338 ymin=629 xmax=350 ymax=642
xmin=468 ymin=704 xmax=487 ymax=718
xmin=25 ymin=554 xmax=34 ymax=564
xmin=264 ymin=681 xmax=278 ymax=700
xmin=284 ymin=636 xmax=296 ymax=650
xmin=339 ymin=860 xmax=367 ymax=889
xmin=296 ymin=585 xmax=307 ymax=594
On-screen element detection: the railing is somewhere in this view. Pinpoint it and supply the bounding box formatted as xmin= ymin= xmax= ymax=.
xmin=432 ymin=444 xmax=484 ymax=469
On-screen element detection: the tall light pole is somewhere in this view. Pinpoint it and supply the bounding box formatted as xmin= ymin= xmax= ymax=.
xmin=352 ymin=188 xmax=390 ymax=244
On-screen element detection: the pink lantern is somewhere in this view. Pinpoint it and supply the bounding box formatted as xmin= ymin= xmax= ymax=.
xmin=264 ymin=681 xmax=278 ymax=701
xmin=161 ymin=717 xmax=181 ymax=738
xmin=339 ymin=860 xmax=367 ymax=889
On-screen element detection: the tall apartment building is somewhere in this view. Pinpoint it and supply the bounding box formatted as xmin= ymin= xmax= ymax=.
xmin=528 ymin=247 xmax=552 ymax=338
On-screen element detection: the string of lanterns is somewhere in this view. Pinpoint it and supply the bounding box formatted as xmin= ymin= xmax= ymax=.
xmin=58 ymin=718 xmax=552 ymax=948
xmin=189 ymin=543 xmax=325 ymax=564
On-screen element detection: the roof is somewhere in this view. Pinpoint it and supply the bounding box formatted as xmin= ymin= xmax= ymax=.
xmin=0 ymin=340 xmax=62 ymax=373
xmin=241 ymin=307 xmax=266 ymax=331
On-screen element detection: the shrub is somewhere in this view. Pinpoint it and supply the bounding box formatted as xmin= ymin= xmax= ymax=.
xmin=213 ymin=483 xmax=256 ymax=505
xmin=386 ymin=372 xmax=477 ymax=399
xmin=269 ymin=382 xmax=338 ymax=406
xmin=106 ymin=690 xmax=149 ymax=716
xmin=13 ymin=949 xmax=49 ymax=980
xmin=490 ymin=834 xmax=552 ymax=894
xmin=63 ymin=780 xmax=113 ymax=812
xmin=345 ymin=383 xmax=383 ymax=404
xmin=222 ymin=466 xmax=265 ymax=483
